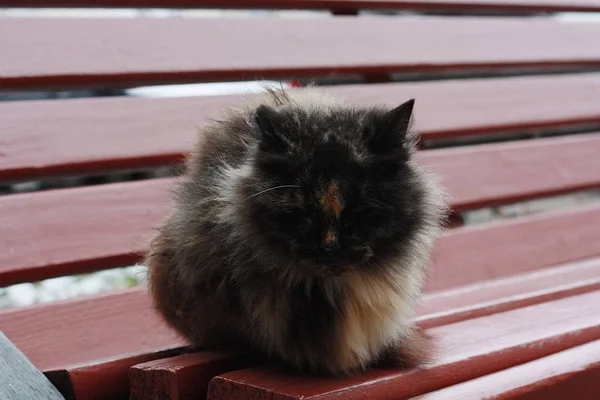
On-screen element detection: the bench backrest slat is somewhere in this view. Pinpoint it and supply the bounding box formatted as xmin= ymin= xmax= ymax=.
xmin=2 ymin=17 xmax=600 ymax=90
xmin=3 ymin=0 xmax=600 ymax=13
xmin=3 ymin=73 xmax=600 ymax=182
xmin=2 ymin=161 xmax=600 ymax=286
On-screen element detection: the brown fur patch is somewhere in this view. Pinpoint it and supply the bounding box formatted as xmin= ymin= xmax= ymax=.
xmin=320 ymin=181 xmax=343 ymax=219
xmin=324 ymin=230 xmax=337 ymax=245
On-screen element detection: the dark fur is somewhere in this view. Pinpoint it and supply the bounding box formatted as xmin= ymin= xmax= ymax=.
xmin=145 ymin=89 xmax=448 ymax=375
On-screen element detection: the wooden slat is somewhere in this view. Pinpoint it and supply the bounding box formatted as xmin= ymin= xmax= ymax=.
xmin=4 ymin=73 xmax=600 ymax=182
xmin=207 ymin=290 xmax=600 ymax=400
xmin=417 ymin=257 xmax=600 ymax=328
xmin=126 ymin=258 xmax=600 ymax=400
xmin=0 ymin=178 xmax=171 ymax=286
xmin=417 ymin=339 xmax=600 ymax=399
xmin=1 ymin=255 xmax=594 ymax=400
xmin=0 ymin=288 xmax=187 ymax=399
xmin=3 ymin=132 xmax=600 ymax=286
xmin=0 ymin=288 xmax=183 ymax=372
xmin=3 ymin=16 xmax=600 ymax=90
xmin=3 ymin=0 xmax=600 ymax=13
xmin=129 ymin=352 xmax=257 ymax=400
xmin=421 ymin=132 xmax=600 ymax=212
xmin=425 ymin=204 xmax=600 ymax=292
xmin=46 ymin=349 xmax=186 ymax=400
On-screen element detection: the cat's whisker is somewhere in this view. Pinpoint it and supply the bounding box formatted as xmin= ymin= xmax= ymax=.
xmin=246 ymin=185 xmax=301 ymax=199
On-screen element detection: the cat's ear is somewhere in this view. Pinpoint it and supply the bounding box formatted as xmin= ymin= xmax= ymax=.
xmin=367 ymin=99 xmax=414 ymax=153
xmin=255 ymin=105 xmax=288 ymax=152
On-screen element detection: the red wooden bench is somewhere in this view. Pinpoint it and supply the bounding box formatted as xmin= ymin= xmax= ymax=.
xmin=1 ymin=2 xmax=600 ymax=399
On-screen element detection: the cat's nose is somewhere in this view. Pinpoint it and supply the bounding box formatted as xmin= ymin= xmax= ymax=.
xmin=321 ymin=230 xmax=340 ymax=252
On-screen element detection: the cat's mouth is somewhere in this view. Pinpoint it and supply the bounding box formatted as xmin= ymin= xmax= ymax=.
xmin=313 ymin=265 xmax=347 ymax=277
xmin=290 ymin=244 xmax=373 ymax=277
xmin=311 ymin=262 xmax=361 ymax=278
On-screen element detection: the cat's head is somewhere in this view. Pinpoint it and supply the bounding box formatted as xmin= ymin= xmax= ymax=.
xmin=244 ymin=99 xmax=427 ymax=275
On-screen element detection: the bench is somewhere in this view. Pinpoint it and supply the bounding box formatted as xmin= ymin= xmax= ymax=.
xmin=1 ymin=2 xmax=600 ymax=399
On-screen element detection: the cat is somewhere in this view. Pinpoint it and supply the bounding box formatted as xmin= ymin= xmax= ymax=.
xmin=144 ymin=88 xmax=448 ymax=376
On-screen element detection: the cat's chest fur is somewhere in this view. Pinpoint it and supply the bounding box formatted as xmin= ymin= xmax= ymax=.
xmin=251 ymin=269 xmax=422 ymax=373
xmin=333 ymin=271 xmax=419 ymax=370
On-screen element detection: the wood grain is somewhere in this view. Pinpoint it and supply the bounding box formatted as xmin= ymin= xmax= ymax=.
xmin=3 ymin=0 xmax=600 ymax=13
xmin=3 ymin=16 xmax=600 ymax=90
xmin=416 ymin=339 xmax=600 ymax=399
xmin=207 ymin=290 xmax=600 ymax=400
xmin=129 ymin=352 xmax=257 ymax=400
xmin=3 ymin=73 xmax=600 ymax=182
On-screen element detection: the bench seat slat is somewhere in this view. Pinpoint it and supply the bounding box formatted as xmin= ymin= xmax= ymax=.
xmin=129 ymin=352 xmax=257 ymax=400
xmin=3 ymin=132 xmax=600 ymax=285
xmin=127 ymin=257 xmax=600 ymax=400
xmin=207 ymin=290 xmax=600 ymax=400
xmin=3 ymin=0 xmax=600 ymax=13
xmin=417 ymin=339 xmax=600 ymax=399
xmin=0 ymin=288 xmax=184 ymax=372
xmin=417 ymin=257 xmax=600 ymax=328
xmin=2 ymin=256 xmax=598 ymax=399
xmin=47 ymin=349 xmax=185 ymax=400
xmin=3 ymin=73 xmax=600 ymax=182
xmin=2 ymin=17 xmax=600 ymax=90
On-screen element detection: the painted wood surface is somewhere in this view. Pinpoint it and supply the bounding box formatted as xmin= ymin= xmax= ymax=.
xmin=46 ymin=349 xmax=187 ymax=400
xmin=416 ymin=257 xmax=600 ymax=328
xmin=0 ymin=288 xmax=184 ymax=372
xmin=0 ymin=332 xmax=66 ymax=400
xmin=4 ymin=133 xmax=600 ymax=285
xmin=207 ymin=290 xmax=600 ymax=399
xmin=3 ymin=0 xmax=600 ymax=13
xmin=2 ymin=2 xmax=598 ymax=399
xmin=416 ymin=339 xmax=600 ymax=399
xmin=3 ymin=255 xmax=598 ymax=398
xmin=3 ymin=74 xmax=600 ymax=181
xmin=0 ymin=179 xmax=171 ymax=286
xmin=3 ymin=17 xmax=600 ymax=90
xmin=128 ymin=257 xmax=600 ymax=399
xmin=129 ymin=352 xmax=257 ymax=400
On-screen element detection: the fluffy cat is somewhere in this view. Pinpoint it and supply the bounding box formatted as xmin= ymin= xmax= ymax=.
xmin=145 ymin=89 xmax=448 ymax=376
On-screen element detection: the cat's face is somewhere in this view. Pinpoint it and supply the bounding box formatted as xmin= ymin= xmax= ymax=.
xmin=245 ymin=100 xmax=424 ymax=274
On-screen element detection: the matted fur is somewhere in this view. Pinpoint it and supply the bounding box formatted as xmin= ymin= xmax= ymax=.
xmin=145 ymin=88 xmax=448 ymax=375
